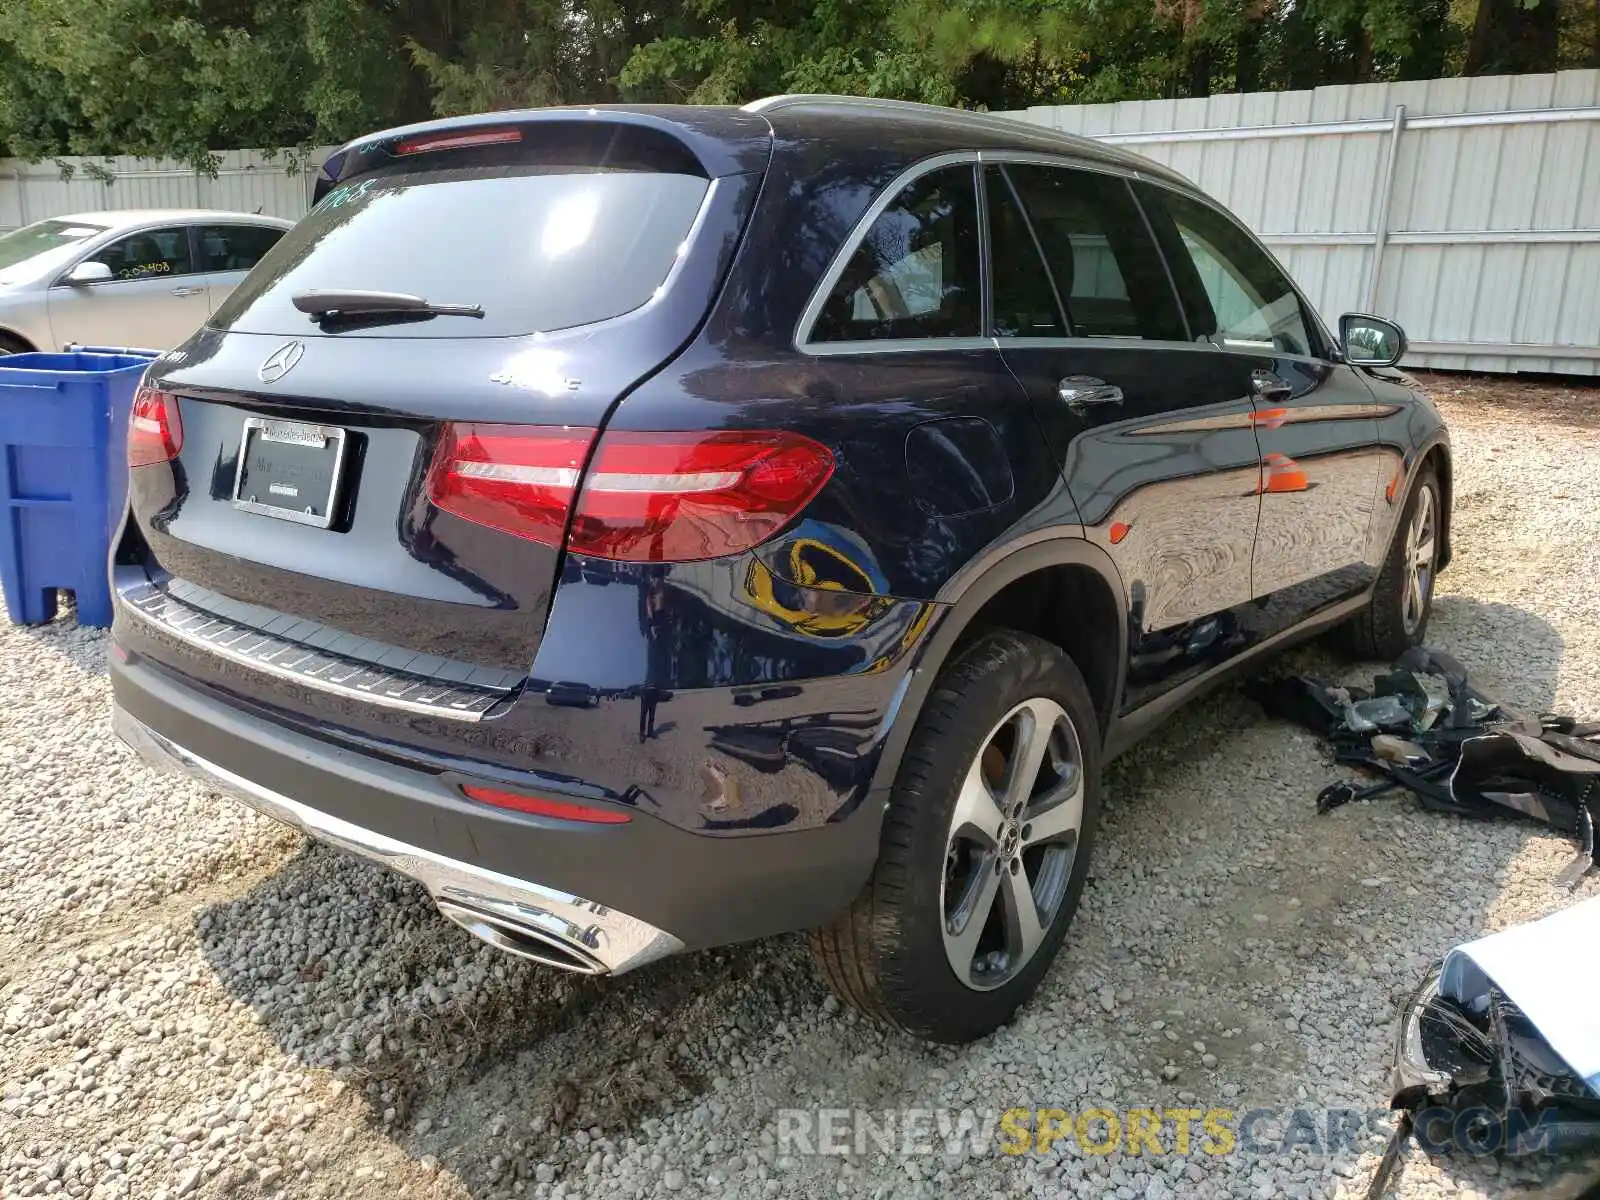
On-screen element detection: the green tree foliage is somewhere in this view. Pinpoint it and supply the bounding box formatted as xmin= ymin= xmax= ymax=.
xmin=0 ymin=0 xmax=1594 ymax=167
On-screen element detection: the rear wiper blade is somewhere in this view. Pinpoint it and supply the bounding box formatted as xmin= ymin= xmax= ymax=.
xmin=291 ymin=289 xmax=485 ymax=321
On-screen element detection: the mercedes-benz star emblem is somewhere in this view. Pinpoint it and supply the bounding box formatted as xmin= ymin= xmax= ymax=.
xmin=258 ymin=340 xmax=305 ymax=384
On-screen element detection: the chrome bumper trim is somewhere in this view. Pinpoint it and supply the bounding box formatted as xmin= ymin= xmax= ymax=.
xmin=117 ymin=580 xmax=512 ymax=722
xmin=112 ymin=706 xmax=684 ymax=975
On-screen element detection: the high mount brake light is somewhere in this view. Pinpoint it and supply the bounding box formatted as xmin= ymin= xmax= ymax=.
xmin=394 ymin=128 xmax=523 ymax=155
xmin=426 ymin=425 xmax=834 ymax=562
xmin=127 ymin=387 xmax=183 ymax=467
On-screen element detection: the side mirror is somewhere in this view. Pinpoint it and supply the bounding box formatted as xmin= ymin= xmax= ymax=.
xmin=1339 ymin=313 xmax=1407 ymax=368
xmin=64 ymin=260 xmax=114 ymax=285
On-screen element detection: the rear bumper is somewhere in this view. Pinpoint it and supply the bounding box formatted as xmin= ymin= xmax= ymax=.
xmin=110 ymin=653 xmax=884 ymax=963
xmin=113 ymin=706 xmax=681 ymax=974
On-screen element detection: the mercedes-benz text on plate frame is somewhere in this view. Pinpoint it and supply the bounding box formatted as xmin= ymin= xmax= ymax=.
xmin=257 ymin=339 xmax=305 ymax=383
xmin=230 ymin=417 xmax=349 ymax=529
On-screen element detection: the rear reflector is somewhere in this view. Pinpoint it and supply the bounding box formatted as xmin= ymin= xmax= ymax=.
xmin=127 ymin=387 xmax=183 ymax=467
xmin=427 ymin=425 xmax=834 ymax=562
xmin=461 ymin=783 xmax=631 ymax=824
xmin=395 ymin=128 xmax=522 ymax=155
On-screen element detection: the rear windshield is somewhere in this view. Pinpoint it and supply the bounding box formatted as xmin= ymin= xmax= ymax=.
xmin=209 ymin=164 xmax=710 ymax=338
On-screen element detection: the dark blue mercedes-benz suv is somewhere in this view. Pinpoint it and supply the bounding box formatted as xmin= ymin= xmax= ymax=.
xmin=109 ymin=95 xmax=1450 ymax=1043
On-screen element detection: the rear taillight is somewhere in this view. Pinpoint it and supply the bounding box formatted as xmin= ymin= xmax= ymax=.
xmin=127 ymin=386 xmax=183 ymax=467
xmin=427 ymin=425 xmax=834 ymax=562
xmin=426 ymin=423 xmax=596 ymax=548
xmin=572 ymin=431 xmax=835 ymax=562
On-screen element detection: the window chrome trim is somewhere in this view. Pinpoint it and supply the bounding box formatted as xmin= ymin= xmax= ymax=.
xmin=800 ymin=336 xmax=1000 ymax=357
xmin=793 ymin=148 xmax=1211 ymax=357
xmin=991 ymin=335 xmax=1222 ymax=355
xmin=980 ymin=149 xmax=1145 ymax=181
xmin=999 ymin=330 xmax=1342 ymax=370
xmin=794 ymin=150 xmax=983 ymax=353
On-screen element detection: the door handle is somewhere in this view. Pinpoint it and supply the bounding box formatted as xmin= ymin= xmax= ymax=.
xmin=170 ymin=286 xmax=204 ymax=297
xmin=1057 ymin=375 xmax=1124 ymax=414
xmin=1250 ymin=369 xmax=1293 ymax=402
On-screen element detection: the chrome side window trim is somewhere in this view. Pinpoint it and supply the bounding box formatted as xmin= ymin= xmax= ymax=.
xmin=980 ymin=149 xmax=1142 ymax=182
xmin=992 ymin=336 xmax=1222 ymax=355
xmin=799 ymin=336 xmax=1001 ymax=358
xmin=793 ymin=150 xmax=983 ymax=351
xmin=794 ymin=147 xmax=1198 ymax=357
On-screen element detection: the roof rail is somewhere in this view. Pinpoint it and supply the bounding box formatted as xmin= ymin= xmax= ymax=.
xmin=743 ymin=94 xmax=946 ymax=115
xmin=741 ymin=92 xmax=1189 ymax=187
xmin=742 ymin=93 xmax=1032 ymax=133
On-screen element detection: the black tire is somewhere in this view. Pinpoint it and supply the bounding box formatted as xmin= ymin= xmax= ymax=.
xmin=1340 ymin=465 xmax=1441 ymax=659
xmin=0 ymin=332 xmax=32 ymax=356
xmin=808 ymin=629 xmax=1101 ymax=1043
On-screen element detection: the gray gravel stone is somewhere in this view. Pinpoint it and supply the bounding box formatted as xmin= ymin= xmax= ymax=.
xmin=3 ymin=380 xmax=1600 ymax=1200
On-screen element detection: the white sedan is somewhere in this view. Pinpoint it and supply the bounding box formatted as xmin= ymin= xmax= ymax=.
xmin=0 ymin=209 xmax=294 ymax=354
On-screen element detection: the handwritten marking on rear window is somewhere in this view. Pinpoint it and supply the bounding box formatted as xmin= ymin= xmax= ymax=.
xmin=318 ymin=178 xmax=378 ymax=211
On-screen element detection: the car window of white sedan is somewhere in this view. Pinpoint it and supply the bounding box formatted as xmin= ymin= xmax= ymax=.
xmin=197 ymin=224 xmax=286 ymax=274
xmin=0 ymin=219 xmax=109 ymax=283
xmin=90 ymin=228 xmax=197 ymax=282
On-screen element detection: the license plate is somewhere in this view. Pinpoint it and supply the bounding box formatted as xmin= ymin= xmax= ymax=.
xmin=231 ymin=417 xmax=348 ymax=529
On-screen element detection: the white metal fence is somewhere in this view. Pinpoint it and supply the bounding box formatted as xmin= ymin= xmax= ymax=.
xmin=5 ymin=72 xmax=1598 ymax=373
xmin=0 ymin=148 xmax=331 ymax=235
xmin=1004 ymin=69 xmax=1600 ymax=375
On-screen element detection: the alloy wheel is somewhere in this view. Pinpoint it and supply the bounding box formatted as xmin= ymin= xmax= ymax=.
xmin=940 ymin=696 xmax=1084 ymax=991
xmin=1402 ymin=484 xmax=1438 ymax=635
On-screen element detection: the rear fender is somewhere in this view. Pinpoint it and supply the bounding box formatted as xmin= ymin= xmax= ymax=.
xmin=864 ymin=535 xmax=1127 ymax=803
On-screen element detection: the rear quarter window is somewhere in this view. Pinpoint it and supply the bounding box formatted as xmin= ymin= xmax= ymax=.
xmin=209 ymin=163 xmax=710 ymax=338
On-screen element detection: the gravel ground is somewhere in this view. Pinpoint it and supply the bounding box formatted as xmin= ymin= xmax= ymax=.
xmin=4 ymin=372 xmax=1600 ymax=1200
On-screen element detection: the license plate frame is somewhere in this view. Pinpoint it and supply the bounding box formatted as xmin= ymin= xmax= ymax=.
xmin=230 ymin=417 xmax=349 ymax=529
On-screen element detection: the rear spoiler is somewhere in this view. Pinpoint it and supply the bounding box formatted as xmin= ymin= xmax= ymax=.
xmin=313 ymin=108 xmax=773 ymax=205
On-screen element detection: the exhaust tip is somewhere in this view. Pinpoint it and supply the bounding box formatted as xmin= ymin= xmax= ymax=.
xmin=435 ymin=900 xmax=609 ymax=975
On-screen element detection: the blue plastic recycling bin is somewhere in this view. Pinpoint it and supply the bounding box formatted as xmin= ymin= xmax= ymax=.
xmin=0 ymin=349 xmax=156 ymax=628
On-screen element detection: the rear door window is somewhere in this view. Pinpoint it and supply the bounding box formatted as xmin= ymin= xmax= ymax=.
xmin=1001 ymin=164 xmax=1186 ymax=342
xmin=210 ymin=149 xmax=711 ymax=338
xmin=809 ymin=164 xmax=982 ymax=343
xmin=986 ymin=168 xmax=1066 ymax=338
xmin=197 ymin=224 xmax=286 ymax=273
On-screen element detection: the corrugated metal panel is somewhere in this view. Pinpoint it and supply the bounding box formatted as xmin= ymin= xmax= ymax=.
xmin=1005 ymin=69 xmax=1600 ymax=374
xmin=4 ymin=78 xmax=1598 ymax=373
xmin=0 ymin=148 xmax=334 ymax=234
